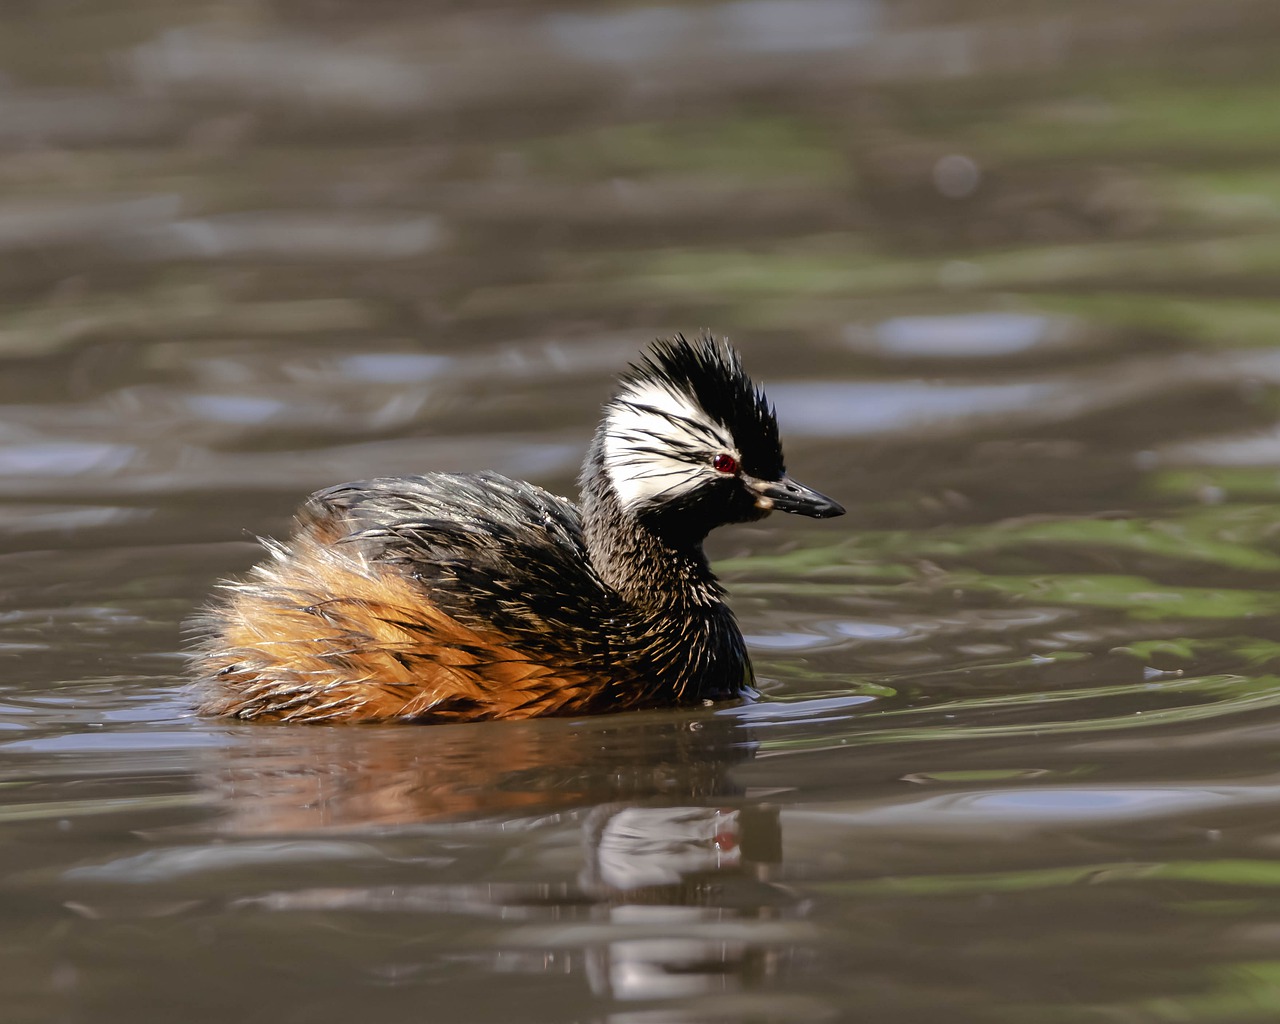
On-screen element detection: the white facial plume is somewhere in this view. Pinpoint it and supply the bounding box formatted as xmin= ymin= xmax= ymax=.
xmin=602 ymin=379 xmax=738 ymax=513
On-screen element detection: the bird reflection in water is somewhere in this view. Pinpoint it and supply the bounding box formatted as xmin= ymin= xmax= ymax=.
xmin=205 ymin=713 xmax=807 ymax=1008
xmin=579 ymin=801 xmax=791 ymax=1005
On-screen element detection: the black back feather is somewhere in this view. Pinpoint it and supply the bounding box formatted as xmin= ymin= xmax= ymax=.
xmin=310 ymin=473 xmax=619 ymax=651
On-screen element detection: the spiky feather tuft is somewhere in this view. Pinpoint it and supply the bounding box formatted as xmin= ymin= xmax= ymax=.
xmin=620 ymin=333 xmax=783 ymax=479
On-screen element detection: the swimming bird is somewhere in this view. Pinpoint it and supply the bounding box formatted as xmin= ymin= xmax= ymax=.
xmin=191 ymin=333 xmax=843 ymax=723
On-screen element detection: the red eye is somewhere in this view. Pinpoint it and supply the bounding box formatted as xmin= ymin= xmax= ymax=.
xmin=712 ymin=453 xmax=738 ymax=474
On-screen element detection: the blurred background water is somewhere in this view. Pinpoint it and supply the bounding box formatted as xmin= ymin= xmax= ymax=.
xmin=6 ymin=1 xmax=1280 ymax=1021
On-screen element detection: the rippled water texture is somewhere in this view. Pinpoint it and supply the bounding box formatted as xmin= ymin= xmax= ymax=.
xmin=6 ymin=2 xmax=1280 ymax=1021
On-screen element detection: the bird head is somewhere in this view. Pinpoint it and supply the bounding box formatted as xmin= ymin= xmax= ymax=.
xmin=595 ymin=333 xmax=844 ymax=542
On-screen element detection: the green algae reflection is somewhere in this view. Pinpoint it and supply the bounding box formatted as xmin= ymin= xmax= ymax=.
xmin=729 ymin=505 xmax=1280 ymax=620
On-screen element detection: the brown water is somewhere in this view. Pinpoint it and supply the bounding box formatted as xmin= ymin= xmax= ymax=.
xmin=7 ymin=2 xmax=1280 ymax=1021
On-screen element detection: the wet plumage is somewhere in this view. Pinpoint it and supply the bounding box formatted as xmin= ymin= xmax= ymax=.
xmin=191 ymin=333 xmax=844 ymax=723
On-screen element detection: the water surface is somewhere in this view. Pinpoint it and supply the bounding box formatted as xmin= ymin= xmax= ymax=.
xmin=6 ymin=2 xmax=1280 ymax=1022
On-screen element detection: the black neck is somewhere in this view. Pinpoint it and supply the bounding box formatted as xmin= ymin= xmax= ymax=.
xmin=578 ymin=438 xmax=723 ymax=610
xmin=578 ymin=436 xmax=750 ymax=703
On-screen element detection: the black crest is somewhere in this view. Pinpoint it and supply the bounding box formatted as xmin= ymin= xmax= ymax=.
xmin=619 ymin=333 xmax=785 ymax=480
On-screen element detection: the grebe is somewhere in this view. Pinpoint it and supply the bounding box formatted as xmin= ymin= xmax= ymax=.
xmin=192 ymin=333 xmax=843 ymax=723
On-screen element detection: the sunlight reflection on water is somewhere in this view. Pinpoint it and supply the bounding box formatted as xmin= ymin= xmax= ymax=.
xmin=798 ymin=784 xmax=1280 ymax=828
xmin=769 ymin=380 xmax=1058 ymax=436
